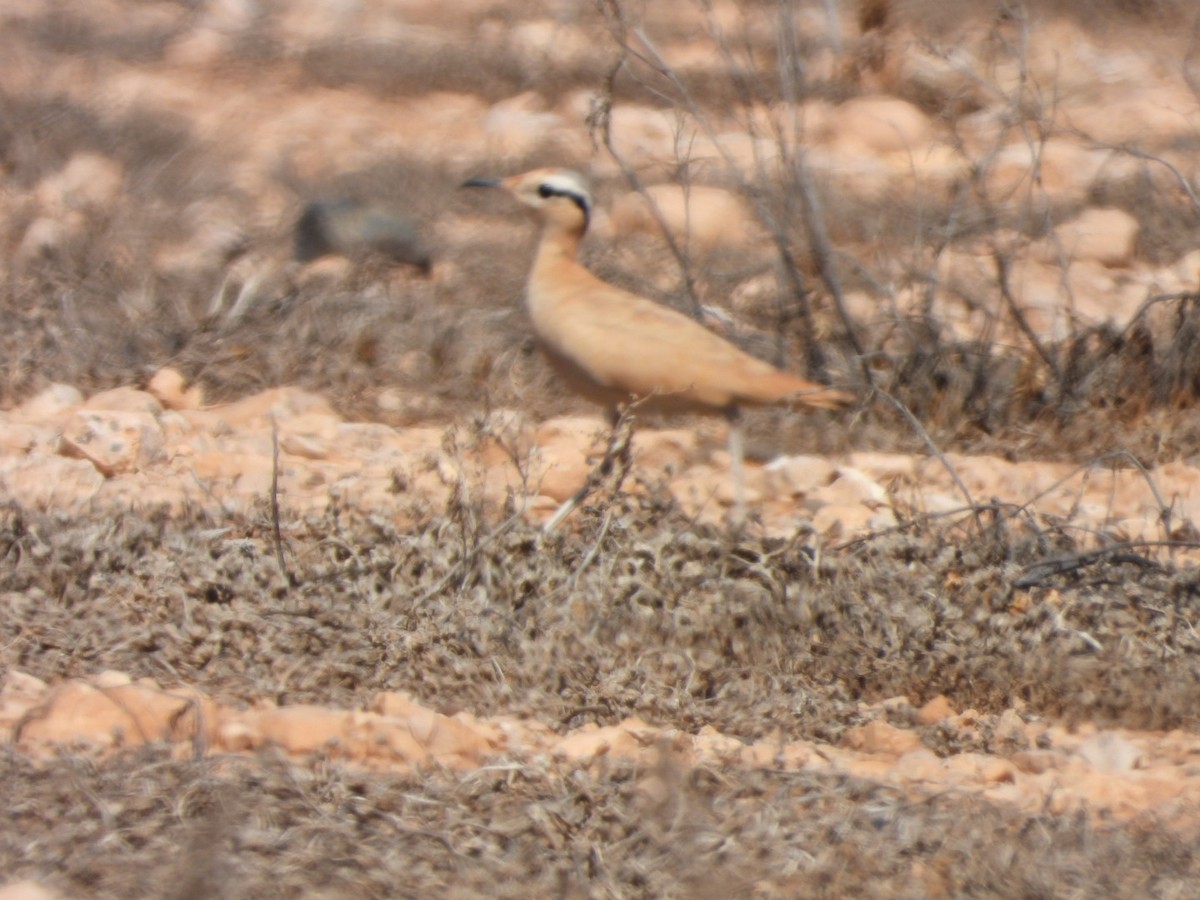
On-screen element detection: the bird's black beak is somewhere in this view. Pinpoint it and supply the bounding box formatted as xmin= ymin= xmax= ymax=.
xmin=461 ymin=177 xmax=501 ymax=189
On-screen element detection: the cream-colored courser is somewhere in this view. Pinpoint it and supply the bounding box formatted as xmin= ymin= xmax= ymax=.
xmin=463 ymin=168 xmax=852 ymax=525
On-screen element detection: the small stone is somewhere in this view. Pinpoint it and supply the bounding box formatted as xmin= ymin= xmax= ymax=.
xmin=147 ymin=368 xmax=203 ymax=411
xmin=84 ymin=387 xmax=164 ymax=415
xmin=60 ymin=410 xmax=165 ymax=477
xmin=13 ymin=384 xmax=84 ymax=421
xmin=1077 ymin=731 xmax=1143 ymax=773
xmin=608 ymin=184 xmax=761 ymax=252
xmin=0 ymin=880 xmax=61 ymax=900
xmin=916 ymin=695 xmax=957 ymax=726
xmin=842 ymin=720 xmax=924 ymax=757
xmin=1051 ymin=207 xmax=1140 ymax=268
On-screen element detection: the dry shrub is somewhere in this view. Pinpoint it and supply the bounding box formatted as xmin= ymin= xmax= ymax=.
xmin=2 ymin=745 xmax=1196 ymax=898
xmin=3 ymin=495 xmax=1199 ymax=736
xmin=3 ymin=498 xmax=1200 ymax=895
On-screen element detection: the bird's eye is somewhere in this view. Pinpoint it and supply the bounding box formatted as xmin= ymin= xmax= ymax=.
xmin=537 ymin=184 xmax=554 ymax=199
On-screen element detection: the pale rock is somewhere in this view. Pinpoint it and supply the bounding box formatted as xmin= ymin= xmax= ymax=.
xmin=982 ymin=140 xmax=1113 ymax=207
xmin=1050 ymin=207 xmax=1140 ymax=268
xmin=874 ymin=696 xmax=912 ymax=714
xmin=895 ymin=44 xmax=988 ymax=113
xmin=369 ymin=691 xmax=499 ymax=759
xmin=1011 ymin=750 xmax=1065 ymax=775
xmin=334 ymin=421 xmax=407 ymax=456
xmin=601 ymin=104 xmax=678 ymax=168
xmin=808 ymin=466 xmax=890 ymax=511
xmin=710 ymin=457 xmax=764 ymax=507
xmin=483 ymin=91 xmax=570 ymax=159
xmin=1169 ymin=248 xmax=1200 ymax=287
xmin=993 ymin=708 xmax=1028 ymax=748
xmin=278 ymin=412 xmax=342 ymax=461
xmin=762 ymin=455 xmax=839 ymax=498
xmin=632 ymin=428 xmax=698 ymax=472
xmin=293 ymin=254 xmax=353 ymax=284
xmin=166 ymin=25 xmax=232 ymax=67
xmin=0 ymin=881 xmax=60 ymax=900
xmin=608 ymin=184 xmax=761 ymax=252
xmin=192 ymin=387 xmax=338 ymax=431
xmin=217 ymin=720 xmax=257 ymax=752
xmin=92 ymin=670 xmax=133 ymax=688
xmin=806 ymin=141 xmax=896 ymax=202
xmin=16 ymin=679 xmax=192 ymax=749
xmin=1064 ymin=85 xmax=1200 ymax=146
xmin=555 ymin=720 xmax=645 ymax=761
xmin=60 ymin=410 xmax=165 ymax=477
xmin=532 ymin=416 xmax=607 ymax=502
xmin=84 ymin=386 xmax=164 ymax=415
xmin=0 ymin=417 xmax=53 ymax=455
xmin=1077 ymin=731 xmax=1143 ymax=773
xmin=147 ymin=368 xmax=203 ymax=411
xmin=729 ymin=271 xmax=785 ymax=319
xmin=186 ymin=446 xmax=274 ymax=483
xmin=892 ymin=748 xmax=946 ymax=782
xmin=244 ymin=705 xmax=353 ymax=755
xmin=945 ymin=752 xmax=1018 ymax=785
xmin=0 ymin=671 xmax=50 ymax=733
xmin=842 ymin=720 xmax=924 ymax=757
xmin=0 ymin=456 xmax=106 ymax=509
xmin=916 ymin=695 xmax=957 ymax=726
xmin=166 ymin=0 xmax=259 ymax=63
xmin=13 ymin=383 xmax=84 ymax=421
xmin=374 ymin=387 xmax=444 ymax=421
xmin=389 ymin=91 xmax=489 ymax=163
xmin=531 ymin=451 xmax=590 ymax=504
xmin=351 ymin=714 xmax=437 ymax=766
xmin=36 ymin=153 xmax=125 ymax=213
xmin=16 ymin=216 xmax=77 ymax=261
xmin=0 ymin=670 xmax=49 ymax=703
xmin=824 ymin=95 xmax=936 ymax=156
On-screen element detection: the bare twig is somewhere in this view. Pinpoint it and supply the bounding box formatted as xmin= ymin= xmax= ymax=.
xmin=1012 ymin=541 xmax=1190 ymax=589
xmin=590 ymin=5 xmax=705 ymax=321
xmin=543 ymin=402 xmax=638 ymax=534
xmin=874 ymin=386 xmax=978 ymax=522
xmin=992 ymin=248 xmax=1062 ymax=388
xmin=269 ymin=414 xmax=291 ymax=589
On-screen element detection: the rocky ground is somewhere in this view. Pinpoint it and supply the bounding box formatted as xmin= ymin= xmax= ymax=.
xmin=4 ymin=0 xmax=1200 ymax=896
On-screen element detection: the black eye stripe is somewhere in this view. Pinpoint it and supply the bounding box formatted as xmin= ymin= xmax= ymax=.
xmin=535 ymin=182 xmax=591 ymax=224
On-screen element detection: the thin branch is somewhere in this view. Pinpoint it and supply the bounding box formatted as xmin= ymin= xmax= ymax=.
xmin=269 ymin=414 xmax=291 ymax=589
xmin=1012 ymin=541 xmax=1191 ymax=589
xmin=873 ymin=386 xmax=978 ymax=524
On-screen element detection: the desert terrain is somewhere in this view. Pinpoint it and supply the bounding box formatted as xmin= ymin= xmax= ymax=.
xmin=4 ymin=0 xmax=1200 ymax=896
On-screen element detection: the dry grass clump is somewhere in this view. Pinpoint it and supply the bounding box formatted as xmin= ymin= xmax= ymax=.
xmin=2 ymin=740 xmax=1197 ymax=897
xmin=3 ymin=495 xmax=1199 ymax=736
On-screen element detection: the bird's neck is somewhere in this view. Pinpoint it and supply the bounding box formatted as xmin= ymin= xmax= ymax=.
xmin=530 ymin=221 xmax=585 ymax=280
xmin=525 ymin=221 xmax=588 ymax=328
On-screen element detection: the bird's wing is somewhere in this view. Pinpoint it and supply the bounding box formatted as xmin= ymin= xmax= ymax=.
xmin=533 ymin=278 xmax=848 ymax=409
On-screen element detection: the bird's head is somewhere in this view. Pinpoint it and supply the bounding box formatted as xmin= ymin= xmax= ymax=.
xmin=462 ymin=168 xmax=592 ymax=234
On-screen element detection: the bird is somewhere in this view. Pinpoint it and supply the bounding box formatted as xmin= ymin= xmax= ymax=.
xmin=295 ymin=199 xmax=431 ymax=274
xmin=462 ymin=167 xmax=853 ymax=526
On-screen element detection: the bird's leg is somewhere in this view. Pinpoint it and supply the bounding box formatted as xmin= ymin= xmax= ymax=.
xmin=543 ymin=404 xmax=637 ymax=533
xmin=725 ymin=405 xmax=746 ymax=523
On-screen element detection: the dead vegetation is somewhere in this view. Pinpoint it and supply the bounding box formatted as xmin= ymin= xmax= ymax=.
xmin=5 ymin=0 xmax=1200 ymax=894
xmin=3 ymin=745 xmax=1198 ymax=898
xmin=2 ymin=497 xmax=1199 ymax=739
xmin=3 ymin=497 xmax=1200 ymax=894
